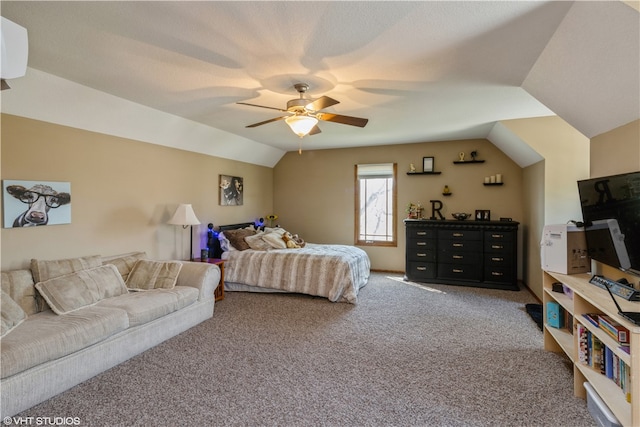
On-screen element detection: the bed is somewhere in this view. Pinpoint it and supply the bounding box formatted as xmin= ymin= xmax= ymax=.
xmin=215 ymin=223 xmax=370 ymax=303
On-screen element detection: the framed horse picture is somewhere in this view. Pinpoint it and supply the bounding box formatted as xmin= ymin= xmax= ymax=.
xmin=2 ymin=180 xmax=72 ymax=228
xmin=219 ymin=175 xmax=243 ymax=206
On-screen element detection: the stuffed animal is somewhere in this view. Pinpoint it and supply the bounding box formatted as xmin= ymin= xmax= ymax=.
xmin=282 ymin=231 xmax=301 ymax=249
xmin=292 ymin=233 xmax=306 ymax=248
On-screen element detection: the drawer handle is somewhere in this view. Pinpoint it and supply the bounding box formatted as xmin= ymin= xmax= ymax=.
xmin=453 ymin=269 xmax=464 ymax=273
xmin=491 ymin=234 xmax=504 ymax=238
xmin=416 ymin=242 xmax=427 ymax=246
xmin=453 ymin=255 xmax=463 ymax=259
xmin=491 ymin=272 xmax=504 ymax=276
xmin=491 ymin=257 xmax=504 ymax=262
xmin=453 ymin=243 xmax=463 ymax=247
xmin=492 ymin=245 xmax=503 ymax=249
xmin=417 ymin=253 xmax=427 ymax=257
xmin=417 ymin=266 xmax=427 ymax=271
xmin=417 ymin=231 xmax=427 ymax=236
xmin=453 ymin=233 xmax=464 ymax=237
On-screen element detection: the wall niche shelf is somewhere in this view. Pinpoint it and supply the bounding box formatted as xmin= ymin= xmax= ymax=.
xmin=407 ymin=171 xmax=442 ymax=175
xmin=483 ymin=182 xmax=503 ymax=186
xmin=453 ymin=160 xmax=485 ymax=164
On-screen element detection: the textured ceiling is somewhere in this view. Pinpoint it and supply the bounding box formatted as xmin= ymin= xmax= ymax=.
xmin=0 ymin=1 xmax=638 ymax=164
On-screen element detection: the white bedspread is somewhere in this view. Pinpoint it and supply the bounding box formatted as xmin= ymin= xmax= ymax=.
xmin=224 ymin=243 xmax=370 ymax=303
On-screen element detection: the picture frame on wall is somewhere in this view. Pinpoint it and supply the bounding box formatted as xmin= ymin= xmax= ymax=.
xmin=219 ymin=175 xmax=243 ymax=206
xmin=2 ymin=180 xmax=72 ymax=228
xmin=423 ymin=157 xmax=434 ymax=173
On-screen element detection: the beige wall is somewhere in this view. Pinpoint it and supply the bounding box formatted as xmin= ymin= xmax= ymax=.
xmin=590 ymin=119 xmax=640 ymax=178
xmin=588 ymin=119 xmax=640 ymax=284
xmin=273 ymin=139 xmax=524 ymax=274
xmin=522 ymin=160 xmax=545 ymax=300
xmin=1 ymin=114 xmax=273 ymax=270
xmin=500 ymin=116 xmax=589 ymax=300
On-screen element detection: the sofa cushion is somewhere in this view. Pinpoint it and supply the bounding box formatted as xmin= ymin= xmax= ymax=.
xmin=35 ymin=265 xmax=129 ymax=315
xmin=1 ymin=269 xmax=38 ymax=315
xmin=97 ymin=286 xmax=199 ymax=327
xmin=125 ymin=260 xmax=183 ymax=290
xmin=1 ymin=290 xmax=27 ymax=338
xmin=0 ymin=306 xmax=129 ymax=379
xmin=31 ymin=255 xmax=102 ymax=283
xmin=102 ymin=252 xmax=147 ymax=281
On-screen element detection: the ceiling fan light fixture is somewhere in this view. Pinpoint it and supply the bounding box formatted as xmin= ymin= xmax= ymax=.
xmin=285 ymin=115 xmax=318 ymax=138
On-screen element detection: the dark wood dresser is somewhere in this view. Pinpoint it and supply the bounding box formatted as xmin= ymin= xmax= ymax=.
xmin=404 ymin=219 xmax=519 ymax=290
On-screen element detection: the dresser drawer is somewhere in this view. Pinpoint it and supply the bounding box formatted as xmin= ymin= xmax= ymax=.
xmin=438 ymin=250 xmax=482 ymax=264
xmin=407 ymin=228 xmax=436 ymax=240
xmin=440 ymin=239 xmax=482 ymax=252
xmin=407 ymin=248 xmax=437 ymax=262
xmin=406 ymin=262 xmax=437 ymax=280
xmin=484 ymin=240 xmax=512 ymax=253
xmin=483 ymin=266 xmax=513 ymax=284
xmin=407 ymin=238 xmax=436 ymax=250
xmin=437 ymin=263 xmax=481 ymax=281
xmin=484 ymin=230 xmax=514 ymax=243
xmin=484 ymin=253 xmax=514 ymax=266
xmin=438 ymin=229 xmax=481 ymax=241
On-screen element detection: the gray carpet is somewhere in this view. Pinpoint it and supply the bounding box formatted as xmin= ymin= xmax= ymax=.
xmin=18 ymin=273 xmax=595 ymax=426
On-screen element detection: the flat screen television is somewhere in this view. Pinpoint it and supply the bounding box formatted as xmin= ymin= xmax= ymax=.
xmin=578 ymin=172 xmax=640 ymax=276
xmin=578 ymin=171 xmax=640 ymax=277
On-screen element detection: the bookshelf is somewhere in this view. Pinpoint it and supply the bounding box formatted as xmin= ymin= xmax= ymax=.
xmin=543 ymin=270 xmax=640 ymax=427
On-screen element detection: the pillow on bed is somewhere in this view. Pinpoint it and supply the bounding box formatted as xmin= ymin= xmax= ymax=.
xmin=244 ymin=232 xmax=271 ymax=251
xmin=264 ymin=226 xmax=287 ymax=236
xmin=223 ymin=229 xmax=256 ymax=251
xmin=262 ymin=232 xmax=287 ymax=249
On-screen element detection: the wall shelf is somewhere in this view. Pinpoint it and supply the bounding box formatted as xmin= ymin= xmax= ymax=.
xmin=453 ymin=160 xmax=485 ymax=164
xmin=407 ymin=171 xmax=442 ymax=175
xmin=483 ymin=182 xmax=503 ymax=186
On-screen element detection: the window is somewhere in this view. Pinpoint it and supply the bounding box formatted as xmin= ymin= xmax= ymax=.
xmin=355 ymin=163 xmax=397 ymax=246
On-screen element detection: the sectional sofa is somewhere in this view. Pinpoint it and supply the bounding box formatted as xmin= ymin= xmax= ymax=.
xmin=0 ymin=252 xmax=219 ymax=417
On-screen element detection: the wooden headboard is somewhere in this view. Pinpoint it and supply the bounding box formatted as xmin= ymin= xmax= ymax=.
xmin=210 ymin=222 xmax=257 ymax=258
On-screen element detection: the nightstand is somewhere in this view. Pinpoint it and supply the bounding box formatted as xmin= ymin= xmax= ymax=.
xmin=193 ymin=258 xmax=225 ymax=301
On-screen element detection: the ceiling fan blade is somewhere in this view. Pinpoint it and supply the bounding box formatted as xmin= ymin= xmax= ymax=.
xmin=316 ymin=112 xmax=368 ymax=128
xmin=306 ymin=96 xmax=339 ymax=112
xmin=237 ymin=102 xmax=288 ymax=113
xmin=246 ymin=116 xmax=288 ymax=128
xmin=309 ymin=124 xmax=322 ymax=135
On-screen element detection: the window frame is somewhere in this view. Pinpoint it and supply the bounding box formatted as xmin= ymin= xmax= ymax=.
xmin=354 ymin=163 xmax=397 ymax=247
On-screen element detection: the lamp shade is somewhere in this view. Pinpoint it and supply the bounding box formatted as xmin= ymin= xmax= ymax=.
xmin=285 ymin=115 xmax=318 ymax=137
xmin=168 ymin=204 xmax=200 ymax=227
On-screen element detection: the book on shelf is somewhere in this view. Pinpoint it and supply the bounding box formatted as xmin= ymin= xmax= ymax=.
xmin=576 ymin=326 xmax=632 ymax=399
xmin=597 ymin=314 xmax=630 ymax=344
xmin=582 ymin=313 xmax=599 ymax=328
xmin=546 ymin=301 xmax=563 ymax=328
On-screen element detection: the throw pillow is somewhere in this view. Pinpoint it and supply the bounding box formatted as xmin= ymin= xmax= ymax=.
xmin=244 ymin=232 xmax=271 ymax=251
xmin=31 ymin=255 xmax=102 ymax=283
xmin=262 ymin=232 xmax=288 ymax=249
xmin=125 ymin=260 xmax=183 ymax=290
xmin=1 ymin=289 xmax=27 ymax=338
xmin=223 ymin=229 xmax=256 ymax=251
xmin=35 ymin=264 xmax=128 ymax=315
xmin=1 ymin=269 xmax=39 ymax=316
xmin=102 ymin=252 xmax=147 ymax=281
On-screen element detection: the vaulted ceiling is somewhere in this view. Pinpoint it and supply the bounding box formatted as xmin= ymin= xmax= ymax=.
xmin=1 ymin=1 xmax=638 ymax=167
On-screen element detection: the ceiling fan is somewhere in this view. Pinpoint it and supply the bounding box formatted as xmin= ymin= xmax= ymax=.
xmin=237 ymin=83 xmax=369 ymax=139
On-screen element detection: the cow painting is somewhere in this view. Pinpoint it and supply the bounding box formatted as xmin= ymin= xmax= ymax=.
xmin=6 ymin=184 xmax=71 ymax=227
